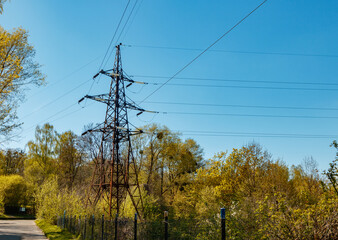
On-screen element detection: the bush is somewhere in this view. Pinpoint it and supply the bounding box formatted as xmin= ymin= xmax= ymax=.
xmin=35 ymin=177 xmax=85 ymax=223
xmin=0 ymin=175 xmax=28 ymax=214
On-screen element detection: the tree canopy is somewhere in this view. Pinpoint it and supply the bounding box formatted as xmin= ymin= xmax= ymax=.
xmin=0 ymin=26 xmax=45 ymax=139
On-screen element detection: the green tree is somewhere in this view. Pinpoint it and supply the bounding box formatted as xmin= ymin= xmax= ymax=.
xmin=0 ymin=148 xmax=26 ymax=175
xmin=57 ymin=131 xmax=85 ymax=189
xmin=24 ymin=123 xmax=58 ymax=186
xmin=134 ymin=124 xmax=203 ymax=199
xmin=325 ymin=141 xmax=338 ymax=195
xmin=35 ymin=177 xmax=85 ymax=223
xmin=0 ymin=26 xmax=45 ymax=139
xmin=0 ymin=174 xmax=28 ymax=213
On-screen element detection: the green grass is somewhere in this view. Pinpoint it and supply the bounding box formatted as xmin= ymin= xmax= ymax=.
xmin=0 ymin=213 xmax=35 ymax=219
xmin=35 ymin=219 xmax=78 ymax=240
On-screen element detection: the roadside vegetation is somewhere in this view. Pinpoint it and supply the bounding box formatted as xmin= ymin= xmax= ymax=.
xmin=36 ymin=219 xmax=77 ymax=240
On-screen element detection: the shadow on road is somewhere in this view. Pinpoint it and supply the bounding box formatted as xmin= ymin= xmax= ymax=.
xmin=0 ymin=235 xmax=21 ymax=240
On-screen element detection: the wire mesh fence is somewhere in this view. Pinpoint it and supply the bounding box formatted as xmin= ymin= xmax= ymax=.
xmin=57 ymin=210 xmax=225 ymax=240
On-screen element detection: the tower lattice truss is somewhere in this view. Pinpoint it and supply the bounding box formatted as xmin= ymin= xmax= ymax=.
xmin=79 ymin=44 xmax=154 ymax=218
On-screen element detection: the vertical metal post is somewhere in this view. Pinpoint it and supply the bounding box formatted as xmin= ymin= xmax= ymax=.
xmin=134 ymin=213 xmax=137 ymax=240
xmin=101 ymin=214 xmax=104 ymax=240
xmin=164 ymin=211 xmax=168 ymax=240
xmin=114 ymin=213 xmax=118 ymax=240
xmin=91 ymin=215 xmax=95 ymax=240
xmin=221 ymin=208 xmax=226 ymax=240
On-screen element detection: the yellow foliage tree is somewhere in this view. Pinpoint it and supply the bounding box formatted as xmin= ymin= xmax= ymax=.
xmin=0 ymin=174 xmax=28 ymax=213
xmin=0 ymin=26 xmax=45 ymax=139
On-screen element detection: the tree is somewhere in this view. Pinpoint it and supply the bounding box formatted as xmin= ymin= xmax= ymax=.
xmin=0 ymin=174 xmax=28 ymax=214
xmin=0 ymin=148 xmax=26 ymax=175
xmin=132 ymin=124 xmax=203 ymax=210
xmin=325 ymin=141 xmax=338 ymax=195
xmin=24 ymin=123 xmax=58 ymax=186
xmin=57 ymin=131 xmax=85 ymax=189
xmin=0 ymin=26 xmax=45 ymax=139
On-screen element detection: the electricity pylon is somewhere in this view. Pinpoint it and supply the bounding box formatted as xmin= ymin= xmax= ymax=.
xmin=79 ymin=43 xmax=155 ymax=218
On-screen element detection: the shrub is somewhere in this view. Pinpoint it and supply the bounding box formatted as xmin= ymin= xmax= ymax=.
xmin=0 ymin=175 xmax=28 ymax=213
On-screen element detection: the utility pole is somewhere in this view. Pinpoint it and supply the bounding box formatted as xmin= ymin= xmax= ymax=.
xmin=79 ymin=43 xmax=154 ymax=218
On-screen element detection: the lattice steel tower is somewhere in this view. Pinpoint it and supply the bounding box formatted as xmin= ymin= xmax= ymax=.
xmin=79 ymin=44 xmax=151 ymax=218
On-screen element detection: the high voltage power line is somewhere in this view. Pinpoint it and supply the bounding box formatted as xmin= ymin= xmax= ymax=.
xmin=124 ymin=44 xmax=338 ymax=58
xmin=103 ymin=0 xmax=139 ymax=69
xmin=143 ymin=101 xmax=338 ymax=111
xmin=140 ymin=0 xmax=269 ymax=103
xmin=145 ymin=82 xmax=338 ymax=91
xmin=21 ymin=78 xmax=92 ymax=120
xmin=159 ymin=111 xmax=338 ymax=120
xmin=87 ymin=0 xmax=132 ymax=96
xmin=97 ymin=0 xmax=131 ymax=72
xmin=180 ymin=132 xmax=338 ymax=139
xmin=132 ymin=75 xmax=338 ymax=87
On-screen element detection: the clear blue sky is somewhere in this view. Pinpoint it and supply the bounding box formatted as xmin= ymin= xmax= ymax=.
xmin=1 ymin=0 xmax=338 ymax=170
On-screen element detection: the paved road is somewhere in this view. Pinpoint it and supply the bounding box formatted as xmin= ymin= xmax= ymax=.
xmin=0 ymin=220 xmax=47 ymax=240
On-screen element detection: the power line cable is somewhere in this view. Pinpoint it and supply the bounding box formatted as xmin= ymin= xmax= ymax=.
xmin=133 ymin=75 xmax=338 ymax=87
xmin=143 ymin=101 xmax=338 ymax=111
xmin=86 ymin=0 xmax=131 ymax=96
xmin=179 ymin=129 xmax=338 ymax=137
xmin=102 ymin=0 xmax=138 ymax=69
xmin=146 ymin=82 xmax=338 ymax=91
xmin=97 ymin=0 xmax=131 ymax=72
xmin=140 ymin=0 xmax=268 ymax=103
xmin=21 ymin=103 xmax=78 ymax=134
xmin=116 ymin=0 xmax=139 ymax=49
xmin=21 ymin=78 xmax=92 ymax=120
xmin=161 ymin=111 xmax=338 ymax=119
xmin=18 ymin=101 xmax=95 ymax=139
xmin=27 ymin=55 xmax=101 ymax=99
xmin=119 ymin=0 xmax=144 ymax=42
xmin=180 ymin=132 xmax=338 ymax=139
xmin=124 ymin=44 xmax=338 ymax=58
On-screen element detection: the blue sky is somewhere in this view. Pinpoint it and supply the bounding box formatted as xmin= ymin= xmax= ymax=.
xmin=1 ymin=0 xmax=338 ymax=170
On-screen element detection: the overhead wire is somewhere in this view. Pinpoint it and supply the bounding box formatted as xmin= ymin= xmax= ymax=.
xmin=124 ymin=44 xmax=338 ymax=58
xmin=160 ymin=111 xmax=338 ymax=120
xmin=139 ymin=0 xmax=268 ymax=103
xmin=132 ymin=75 xmax=338 ymax=87
xmin=145 ymin=82 xmax=338 ymax=91
xmin=27 ymin=55 xmax=101 ymax=99
xmin=119 ymin=0 xmax=144 ymax=42
xmin=97 ymin=0 xmax=131 ymax=72
xmin=86 ymin=0 xmax=131 ymax=97
xmin=21 ymin=78 xmax=92 ymax=120
xmin=142 ymin=101 xmax=338 ymax=111
xmin=179 ymin=131 xmax=338 ymax=139
xmin=102 ymin=0 xmax=139 ymax=69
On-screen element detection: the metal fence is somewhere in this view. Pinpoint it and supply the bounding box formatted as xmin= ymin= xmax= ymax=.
xmin=57 ymin=209 xmax=227 ymax=240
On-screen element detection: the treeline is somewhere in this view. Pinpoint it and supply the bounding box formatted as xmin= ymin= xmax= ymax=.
xmin=0 ymin=123 xmax=337 ymax=239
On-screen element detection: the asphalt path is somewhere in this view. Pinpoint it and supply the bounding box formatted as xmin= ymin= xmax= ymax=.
xmin=0 ymin=220 xmax=47 ymax=240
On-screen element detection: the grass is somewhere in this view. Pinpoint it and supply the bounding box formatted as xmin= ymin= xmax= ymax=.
xmin=35 ymin=219 xmax=78 ymax=240
xmin=0 ymin=213 xmax=35 ymax=219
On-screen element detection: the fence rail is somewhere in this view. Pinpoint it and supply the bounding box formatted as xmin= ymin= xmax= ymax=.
xmin=57 ymin=208 xmax=227 ymax=240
